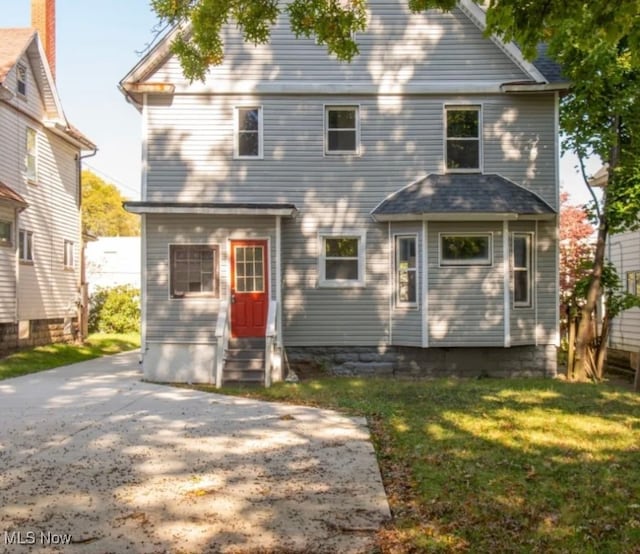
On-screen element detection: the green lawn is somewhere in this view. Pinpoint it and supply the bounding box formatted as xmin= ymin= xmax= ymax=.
xmin=0 ymin=333 xmax=140 ymax=381
xmin=205 ymin=377 xmax=640 ymax=553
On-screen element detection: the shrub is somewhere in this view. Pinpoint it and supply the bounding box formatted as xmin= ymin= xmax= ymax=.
xmin=89 ymin=285 xmax=140 ymax=334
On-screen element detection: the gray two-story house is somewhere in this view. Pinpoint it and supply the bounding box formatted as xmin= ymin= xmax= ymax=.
xmin=121 ymin=0 xmax=566 ymax=385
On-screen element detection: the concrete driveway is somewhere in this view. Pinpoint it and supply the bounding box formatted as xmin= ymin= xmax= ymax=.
xmin=0 ymin=352 xmax=390 ymax=553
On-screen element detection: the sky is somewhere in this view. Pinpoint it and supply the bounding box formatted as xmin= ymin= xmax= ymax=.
xmin=3 ymin=0 xmax=601 ymax=206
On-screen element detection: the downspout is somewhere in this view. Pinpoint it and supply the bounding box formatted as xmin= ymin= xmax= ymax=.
xmin=77 ymin=147 xmax=98 ymax=340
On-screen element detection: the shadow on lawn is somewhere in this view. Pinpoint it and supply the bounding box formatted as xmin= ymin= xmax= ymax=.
xmin=362 ymin=378 xmax=640 ymax=553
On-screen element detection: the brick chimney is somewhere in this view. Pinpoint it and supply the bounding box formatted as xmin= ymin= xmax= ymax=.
xmin=31 ymin=0 xmax=56 ymax=80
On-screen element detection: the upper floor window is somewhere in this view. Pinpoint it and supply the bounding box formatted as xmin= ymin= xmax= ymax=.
xmin=445 ymin=105 xmax=481 ymax=172
xmin=0 ymin=220 xmax=12 ymax=246
xmin=25 ymin=127 xmax=38 ymax=183
xmin=19 ymin=229 xmax=34 ymax=262
xmin=17 ymin=63 xmax=27 ymax=97
xmin=64 ymin=240 xmax=75 ymax=269
xmin=170 ymin=244 xmax=219 ymax=298
xmin=513 ymin=233 xmax=533 ymax=307
xmin=325 ymin=106 xmax=359 ymax=154
xmin=319 ymin=231 xmax=366 ymax=287
xmin=234 ymin=106 xmax=263 ymax=158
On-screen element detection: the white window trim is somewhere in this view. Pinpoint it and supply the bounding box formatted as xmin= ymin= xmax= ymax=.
xmin=318 ymin=229 xmax=366 ymax=288
xmin=18 ymin=229 xmax=33 ymax=262
xmin=233 ymin=105 xmax=263 ymax=159
xmin=324 ymin=104 xmax=361 ymax=156
xmin=513 ymin=232 xmax=534 ymax=308
xmin=443 ymin=104 xmax=483 ymax=173
xmin=394 ymin=233 xmax=419 ymax=309
xmin=63 ymin=240 xmax=75 ymax=269
xmin=439 ymin=232 xmax=493 ymax=267
xmin=25 ymin=127 xmax=38 ymax=183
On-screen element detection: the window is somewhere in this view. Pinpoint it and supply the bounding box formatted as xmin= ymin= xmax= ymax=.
xmin=319 ymin=231 xmax=366 ymax=287
xmin=440 ymin=234 xmax=491 ymax=266
xmin=25 ymin=127 xmax=37 ymax=182
xmin=0 ymin=220 xmax=11 ymax=246
xmin=626 ymin=271 xmax=640 ymax=296
xmin=18 ymin=230 xmax=33 ymax=262
xmin=17 ymin=63 xmax=27 ymax=96
xmin=325 ymin=106 xmax=359 ymax=154
xmin=396 ymin=235 xmax=418 ymax=306
xmin=64 ymin=240 xmax=74 ymax=269
xmin=513 ymin=233 xmax=532 ymax=307
xmin=170 ymin=244 xmax=219 ymax=298
xmin=445 ymin=105 xmax=481 ymax=171
xmin=235 ymin=106 xmax=262 ymax=158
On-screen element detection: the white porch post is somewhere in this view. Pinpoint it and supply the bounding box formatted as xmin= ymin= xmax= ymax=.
xmin=276 ymin=215 xmax=282 ymax=345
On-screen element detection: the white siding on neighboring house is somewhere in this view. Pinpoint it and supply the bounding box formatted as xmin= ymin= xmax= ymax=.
xmin=609 ymin=231 xmax=640 ymax=351
xmin=86 ymin=237 xmax=141 ymax=293
xmin=0 ymin=49 xmax=82 ymax=324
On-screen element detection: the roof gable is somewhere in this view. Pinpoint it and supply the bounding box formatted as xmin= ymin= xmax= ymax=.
xmin=121 ymin=0 xmax=557 ymax=104
xmin=0 ymin=28 xmax=95 ymax=150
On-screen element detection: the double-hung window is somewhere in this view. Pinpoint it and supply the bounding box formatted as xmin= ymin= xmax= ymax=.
xmin=396 ymin=235 xmax=418 ymax=307
xmin=0 ymin=220 xmax=11 ymax=246
xmin=19 ymin=229 xmax=33 ymax=262
xmin=319 ymin=231 xmax=366 ymax=287
xmin=626 ymin=271 xmax=640 ymax=296
xmin=170 ymin=244 xmax=219 ymax=298
xmin=513 ymin=233 xmax=533 ymax=307
xmin=25 ymin=127 xmax=37 ymax=182
xmin=234 ymin=106 xmax=263 ymax=158
xmin=64 ymin=240 xmax=75 ymax=269
xmin=445 ymin=105 xmax=481 ymax=171
xmin=325 ymin=106 xmax=359 ymax=154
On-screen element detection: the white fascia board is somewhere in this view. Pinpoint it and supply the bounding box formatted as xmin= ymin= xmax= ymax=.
xmin=501 ymin=83 xmax=570 ymax=93
xmin=372 ymin=212 xmax=521 ymax=222
xmin=169 ymin=80 xmax=509 ymax=96
xmin=125 ymin=205 xmax=297 ymax=217
xmin=458 ymin=0 xmax=548 ymax=84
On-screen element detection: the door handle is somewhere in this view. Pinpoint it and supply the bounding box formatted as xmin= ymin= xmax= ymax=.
xmin=231 ymin=293 xmax=236 ymax=304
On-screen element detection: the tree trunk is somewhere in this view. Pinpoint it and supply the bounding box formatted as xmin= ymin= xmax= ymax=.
xmin=594 ymin=316 xmax=610 ymax=381
xmin=573 ymin=217 xmax=608 ymax=381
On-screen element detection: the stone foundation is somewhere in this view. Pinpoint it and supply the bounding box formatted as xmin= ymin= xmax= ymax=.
xmin=0 ymin=318 xmax=77 ymax=356
xmin=285 ymin=344 xmax=557 ymax=379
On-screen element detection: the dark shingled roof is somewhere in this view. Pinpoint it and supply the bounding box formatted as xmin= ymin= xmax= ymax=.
xmin=532 ymin=43 xmax=566 ymax=84
xmin=372 ymin=174 xmax=556 ymax=218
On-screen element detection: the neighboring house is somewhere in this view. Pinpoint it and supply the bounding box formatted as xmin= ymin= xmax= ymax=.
xmin=86 ymin=236 xmax=141 ymax=293
xmin=592 ymin=165 xmax=640 ymax=381
xmin=0 ymin=0 xmax=95 ymax=354
xmin=120 ymin=0 xmax=567 ymax=385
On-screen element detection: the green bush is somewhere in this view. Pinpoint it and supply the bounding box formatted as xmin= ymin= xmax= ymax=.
xmin=89 ymin=285 xmax=140 ymax=334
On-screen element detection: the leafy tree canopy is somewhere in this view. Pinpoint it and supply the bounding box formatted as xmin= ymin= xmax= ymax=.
xmin=82 ymin=171 xmax=140 ymax=237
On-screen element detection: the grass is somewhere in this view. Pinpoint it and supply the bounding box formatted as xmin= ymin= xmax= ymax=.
xmin=196 ymin=377 xmax=640 ymax=553
xmin=0 ymin=333 xmax=140 ymax=381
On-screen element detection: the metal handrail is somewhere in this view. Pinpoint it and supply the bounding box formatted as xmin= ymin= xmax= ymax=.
xmin=214 ymin=300 xmax=230 ymax=388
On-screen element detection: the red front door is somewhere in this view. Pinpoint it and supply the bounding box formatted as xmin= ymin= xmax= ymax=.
xmin=230 ymin=240 xmax=268 ymax=337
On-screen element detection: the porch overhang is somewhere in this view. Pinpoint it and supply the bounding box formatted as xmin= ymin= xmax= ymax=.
xmin=0 ymin=181 xmax=28 ymax=210
xmin=370 ymin=173 xmax=556 ymax=223
xmin=124 ymin=201 xmax=298 ymax=218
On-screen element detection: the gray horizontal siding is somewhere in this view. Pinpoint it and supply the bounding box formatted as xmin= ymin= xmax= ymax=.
xmin=510 ymin=220 xmax=536 ymax=345
xmin=0 ymin=206 xmax=16 ymax=323
xmin=150 ymin=2 xmax=528 ymax=87
xmin=428 ymin=221 xmax=504 ymax=347
xmin=282 ymin=219 xmax=389 ymax=346
xmin=536 ymin=220 xmax=558 ymax=345
xmin=144 ymin=214 xmax=277 ymax=343
xmin=608 ymin=231 xmax=640 ymax=351
xmin=145 ymin=93 xmax=557 ymax=211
